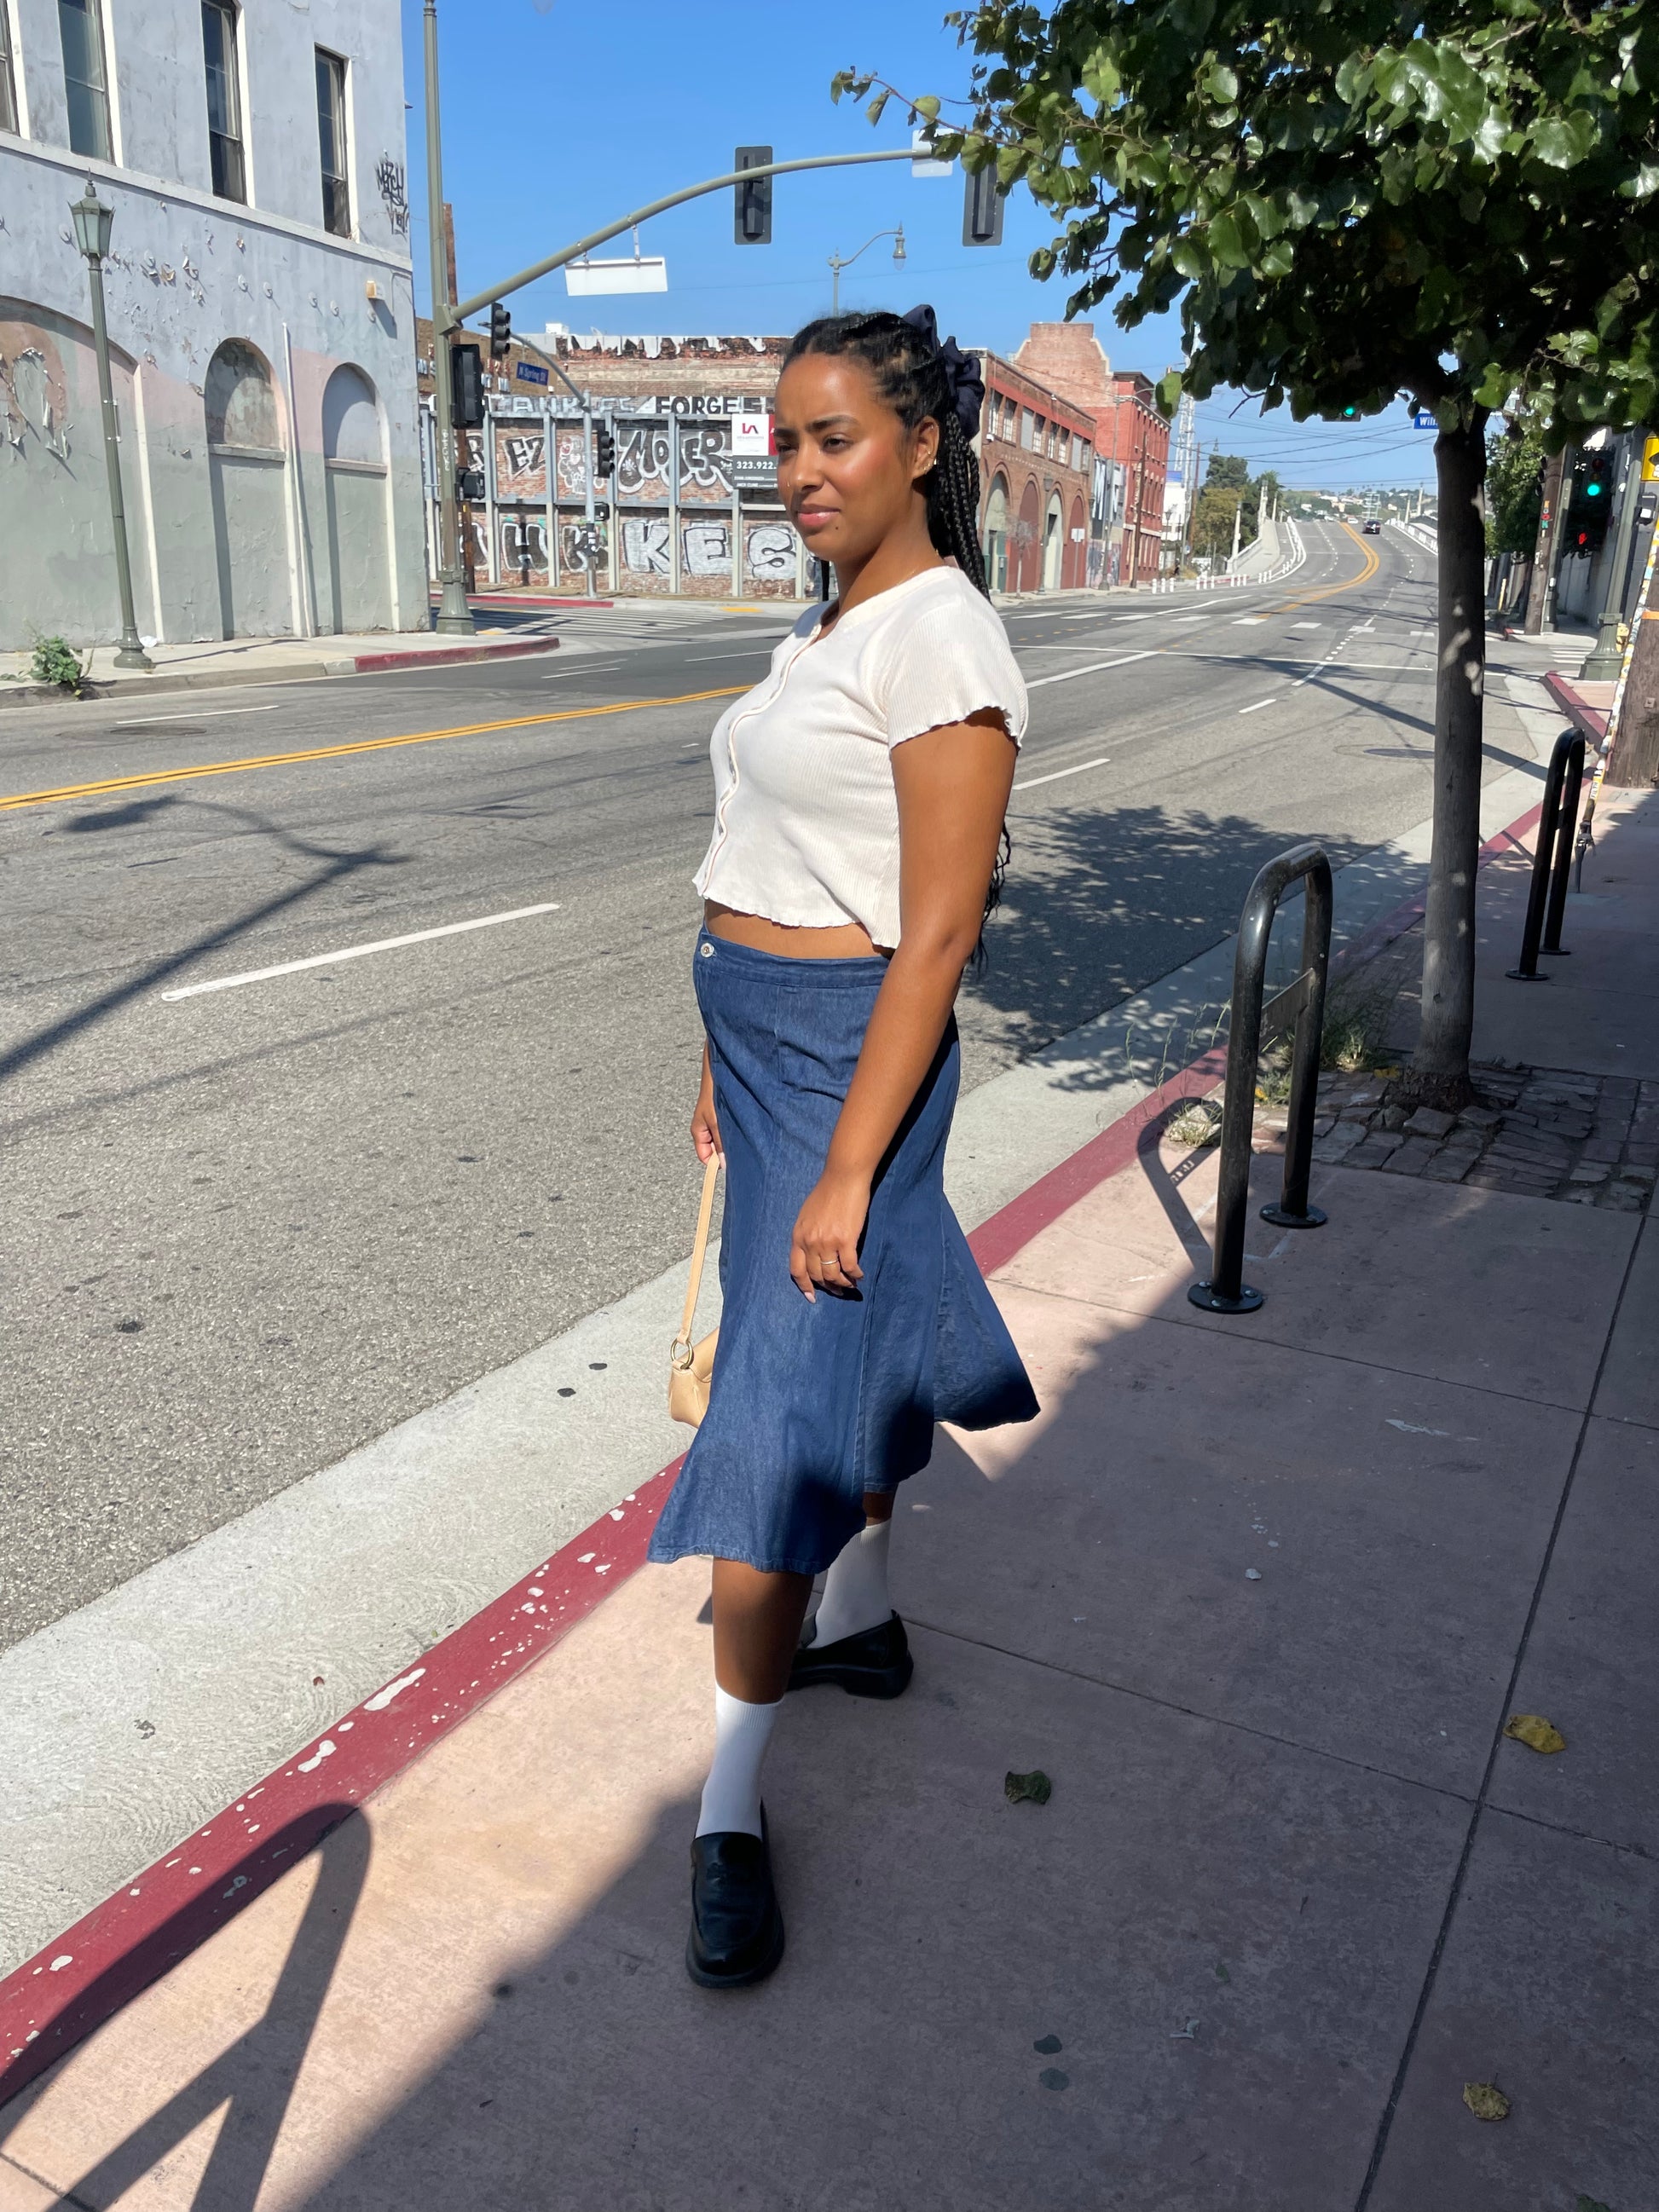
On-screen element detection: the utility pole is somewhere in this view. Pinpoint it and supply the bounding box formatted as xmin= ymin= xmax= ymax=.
xmin=423 ymin=0 xmax=473 ymax=634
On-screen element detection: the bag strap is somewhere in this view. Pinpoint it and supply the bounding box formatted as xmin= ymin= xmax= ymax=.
xmin=674 ymin=1155 xmax=720 ymax=1355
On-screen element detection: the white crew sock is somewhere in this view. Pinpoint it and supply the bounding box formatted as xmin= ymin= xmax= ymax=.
xmin=808 ymin=1516 xmax=893 ymax=1650
xmin=696 ymin=1685 xmax=781 ymax=1839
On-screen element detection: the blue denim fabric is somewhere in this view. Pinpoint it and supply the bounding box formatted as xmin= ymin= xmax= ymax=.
xmin=649 ymin=931 xmax=1039 ymax=1577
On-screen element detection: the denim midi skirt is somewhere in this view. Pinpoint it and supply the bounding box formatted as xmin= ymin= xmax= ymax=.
xmin=649 ymin=930 xmax=1040 ymax=1578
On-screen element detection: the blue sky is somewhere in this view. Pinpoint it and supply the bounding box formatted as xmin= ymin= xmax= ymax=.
xmin=401 ymin=0 xmax=1437 ymax=490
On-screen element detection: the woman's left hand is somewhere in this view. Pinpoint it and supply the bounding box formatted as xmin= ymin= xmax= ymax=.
xmin=789 ymin=1168 xmax=870 ymax=1302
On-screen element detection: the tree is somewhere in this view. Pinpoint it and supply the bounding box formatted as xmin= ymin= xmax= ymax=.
xmin=1206 ymin=452 xmax=1250 ymax=491
xmin=1486 ymin=414 xmax=1548 ymax=556
xmin=1193 ymin=483 xmax=1244 ymax=561
xmin=835 ymin=1 xmax=1658 ymax=1106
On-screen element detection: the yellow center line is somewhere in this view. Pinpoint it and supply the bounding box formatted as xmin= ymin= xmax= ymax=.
xmin=1268 ymin=522 xmax=1381 ymax=613
xmin=0 ymin=685 xmax=749 ymax=816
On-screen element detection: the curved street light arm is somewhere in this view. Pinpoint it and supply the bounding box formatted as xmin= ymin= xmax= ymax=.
xmin=444 ymin=147 xmax=915 ymax=329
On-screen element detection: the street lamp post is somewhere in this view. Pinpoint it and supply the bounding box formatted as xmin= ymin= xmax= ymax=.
xmin=70 ymin=180 xmax=152 ymax=672
xmin=827 ymin=225 xmax=905 ymax=316
xmin=423 ymin=0 xmax=474 ymax=635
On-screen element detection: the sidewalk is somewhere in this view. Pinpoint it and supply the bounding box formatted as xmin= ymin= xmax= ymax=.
xmin=0 ymin=626 xmax=563 ymax=709
xmin=2 ymin=800 xmax=1653 ymax=2207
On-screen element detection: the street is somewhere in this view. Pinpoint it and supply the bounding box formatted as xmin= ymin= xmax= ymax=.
xmin=3 ymin=521 xmax=1551 ymax=1649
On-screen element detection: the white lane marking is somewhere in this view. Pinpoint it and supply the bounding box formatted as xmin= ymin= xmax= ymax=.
xmin=160 ymin=901 xmax=563 ymax=1002
xmin=1026 ymin=650 xmax=1157 ymax=689
xmin=1239 ymin=697 xmax=1278 ymax=714
xmin=1113 ymin=613 xmax=1159 ymax=622
xmin=685 ymin=648 xmax=775 ymax=661
xmin=1232 ymin=615 xmax=1267 ymax=625
xmin=111 ymin=703 xmax=280 ymax=727
xmin=1012 ymin=754 xmax=1112 ymax=792
xmin=1291 ymin=621 xmax=1323 ymax=631
xmin=539 ymin=661 xmax=625 ymax=679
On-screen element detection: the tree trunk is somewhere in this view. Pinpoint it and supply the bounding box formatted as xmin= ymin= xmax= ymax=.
xmin=1523 ymin=449 xmax=1565 ymax=636
xmin=1407 ymin=413 xmax=1489 ymax=1112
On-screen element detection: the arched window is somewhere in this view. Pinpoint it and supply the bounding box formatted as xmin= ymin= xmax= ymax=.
xmin=321 ymin=364 xmax=384 ymax=465
xmin=983 ymin=473 xmax=1010 ymax=596
xmin=205 ymin=338 xmax=280 ymax=451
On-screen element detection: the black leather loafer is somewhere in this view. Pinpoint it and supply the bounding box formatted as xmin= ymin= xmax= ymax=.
xmin=686 ymin=1809 xmax=785 ymax=1990
xmin=788 ymin=1612 xmax=915 ymax=1699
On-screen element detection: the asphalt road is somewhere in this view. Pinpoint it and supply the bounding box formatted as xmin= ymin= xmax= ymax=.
xmin=1 ymin=523 xmax=1555 ymax=1647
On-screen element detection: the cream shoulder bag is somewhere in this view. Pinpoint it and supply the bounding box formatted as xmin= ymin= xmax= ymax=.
xmin=668 ymin=1155 xmax=720 ymax=1428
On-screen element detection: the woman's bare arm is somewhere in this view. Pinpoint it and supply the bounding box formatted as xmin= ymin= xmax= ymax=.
xmin=789 ymin=708 xmax=1015 ymax=1299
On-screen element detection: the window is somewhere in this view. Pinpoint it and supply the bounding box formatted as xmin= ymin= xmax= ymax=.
xmin=1 ymin=3 xmax=19 ymax=133
xmin=200 ymin=3 xmax=244 ymax=201
xmin=315 ymin=47 xmax=349 ymax=234
xmin=58 ymin=0 xmax=110 ymax=159
xmin=1020 ymin=408 xmax=1035 ymax=451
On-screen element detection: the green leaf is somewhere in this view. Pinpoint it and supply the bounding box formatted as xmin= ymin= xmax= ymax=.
xmin=1621 ymin=163 xmax=1659 ymax=199
xmin=1156 ymin=367 xmax=1184 ymax=413
xmin=1205 ymin=63 xmax=1239 ymax=103
xmin=866 ymin=89 xmax=891 ymax=126
xmin=914 ymin=94 xmax=941 ymax=121
xmin=1083 ymin=45 xmax=1120 ymax=101
xmin=1172 ymin=233 xmax=1207 ymax=279
xmin=1207 ymin=207 xmax=1250 ymax=268
xmin=1531 ymin=114 xmax=1594 ymax=168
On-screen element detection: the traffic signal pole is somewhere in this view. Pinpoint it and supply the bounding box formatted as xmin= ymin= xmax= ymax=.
xmin=1582 ymin=433 xmax=1646 ymax=680
xmin=423 ymin=0 xmax=473 ymax=634
xmin=439 ymin=148 xmax=915 ymax=333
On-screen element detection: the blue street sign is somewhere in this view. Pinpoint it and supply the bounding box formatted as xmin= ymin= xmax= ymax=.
xmin=516 ymin=361 xmax=550 ymax=386
xmin=1412 ymin=411 xmax=1437 ymax=429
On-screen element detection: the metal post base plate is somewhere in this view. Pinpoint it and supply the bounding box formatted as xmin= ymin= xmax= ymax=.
xmin=1259 ymin=1202 xmax=1327 ymax=1229
xmin=1188 ymin=1279 xmax=1264 ymax=1314
xmin=1505 ymin=968 xmax=1548 ymax=982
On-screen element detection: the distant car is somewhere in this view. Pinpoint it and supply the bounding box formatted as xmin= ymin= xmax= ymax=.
xmin=1361 ymin=519 xmax=1382 ymax=534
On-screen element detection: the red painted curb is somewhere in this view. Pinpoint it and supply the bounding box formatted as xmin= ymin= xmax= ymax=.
xmin=0 ymin=1463 xmax=679 ymax=2100
xmin=0 ymin=796 xmax=1549 ymax=2105
xmin=351 ymin=638 xmax=562 ymax=675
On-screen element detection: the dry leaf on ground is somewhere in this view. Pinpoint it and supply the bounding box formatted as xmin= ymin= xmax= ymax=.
xmin=1504 ymin=1713 xmax=1567 ymax=1754
xmin=1005 ymin=1769 xmax=1052 ymax=1805
xmin=1463 ymin=2081 xmax=1511 ymax=2122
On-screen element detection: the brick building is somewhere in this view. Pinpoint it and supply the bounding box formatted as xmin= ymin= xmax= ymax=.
xmin=1012 ymin=324 xmax=1171 ymax=586
xmin=414 ymin=318 xmax=1116 ymax=600
xmin=414 ymin=321 xmax=798 ymax=598
xmin=970 ymin=350 xmax=1095 ymax=594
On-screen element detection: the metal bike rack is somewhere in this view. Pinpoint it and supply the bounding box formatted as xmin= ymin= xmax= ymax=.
xmin=1507 ymin=729 xmax=1586 ymax=980
xmin=1189 ymin=841 xmax=1334 ymax=1315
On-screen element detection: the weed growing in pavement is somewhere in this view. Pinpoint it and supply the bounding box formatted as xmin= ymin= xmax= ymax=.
xmin=30 ymin=634 xmax=85 ymax=694
xmin=1168 ymin=1099 xmax=1224 ymax=1146
xmin=1321 ymin=980 xmax=1396 ymax=1073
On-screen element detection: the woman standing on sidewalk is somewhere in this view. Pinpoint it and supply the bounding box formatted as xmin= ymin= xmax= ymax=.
xmin=648 ymin=307 xmax=1039 ymax=1988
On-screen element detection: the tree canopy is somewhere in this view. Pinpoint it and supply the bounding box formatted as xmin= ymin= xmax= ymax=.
xmin=837 ymin=0 xmax=1656 ymax=442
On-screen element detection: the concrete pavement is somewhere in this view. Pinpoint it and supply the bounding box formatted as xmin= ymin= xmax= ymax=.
xmin=2 ymin=786 xmax=1651 ymax=2209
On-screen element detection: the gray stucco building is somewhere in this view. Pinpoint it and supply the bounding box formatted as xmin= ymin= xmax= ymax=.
xmin=0 ymin=0 xmax=425 ymax=648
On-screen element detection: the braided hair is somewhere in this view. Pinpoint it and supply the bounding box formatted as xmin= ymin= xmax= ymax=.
xmin=783 ymin=310 xmax=989 ymax=593
xmin=782 ymin=309 xmax=1009 ymax=945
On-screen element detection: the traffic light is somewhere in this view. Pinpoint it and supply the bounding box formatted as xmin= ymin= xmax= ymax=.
xmin=456 ymin=465 xmax=486 ymax=502
xmin=1564 ymin=446 xmax=1615 ymax=556
xmin=593 ymin=421 xmax=616 ymax=480
xmin=489 ymin=301 xmax=512 ymax=360
xmin=962 ymin=163 xmax=1005 ymax=246
xmin=734 ymin=146 xmax=772 ymax=245
xmin=450 ymin=341 xmax=483 ymax=429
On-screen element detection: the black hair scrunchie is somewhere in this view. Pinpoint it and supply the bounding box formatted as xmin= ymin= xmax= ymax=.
xmin=900 ymin=303 xmax=986 ymax=442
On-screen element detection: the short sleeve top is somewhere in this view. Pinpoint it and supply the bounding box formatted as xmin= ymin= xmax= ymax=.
xmin=693 ymin=565 xmax=1026 ymax=949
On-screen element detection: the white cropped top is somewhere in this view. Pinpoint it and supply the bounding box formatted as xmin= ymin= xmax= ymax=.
xmin=693 ymin=565 xmax=1027 ymax=949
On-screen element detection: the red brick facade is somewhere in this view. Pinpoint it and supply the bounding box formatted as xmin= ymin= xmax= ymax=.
xmin=970 ymin=350 xmax=1095 ymax=594
xmin=1012 ymin=324 xmax=1171 ymax=585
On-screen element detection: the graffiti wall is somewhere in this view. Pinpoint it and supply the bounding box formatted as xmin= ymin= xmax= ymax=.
xmin=423 ymin=402 xmax=803 ymax=600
